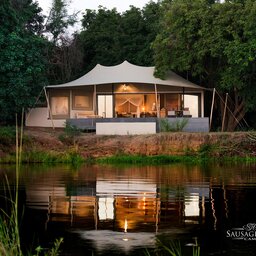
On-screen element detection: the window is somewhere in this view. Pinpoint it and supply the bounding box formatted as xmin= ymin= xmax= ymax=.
xmin=51 ymin=96 xmax=69 ymax=118
xmin=49 ymin=90 xmax=70 ymax=119
xmin=97 ymin=95 xmax=113 ymax=117
xmin=72 ymin=90 xmax=93 ymax=110
xmin=184 ymin=95 xmax=199 ymax=117
xmin=74 ymin=95 xmax=90 ymax=108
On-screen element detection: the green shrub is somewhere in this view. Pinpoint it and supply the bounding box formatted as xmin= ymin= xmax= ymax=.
xmin=160 ymin=119 xmax=172 ymax=132
xmin=59 ymin=122 xmax=81 ymax=145
xmin=198 ymin=143 xmax=213 ymax=157
xmin=160 ymin=118 xmax=189 ymax=132
xmin=0 ymin=126 xmax=16 ymax=145
xmin=64 ymin=122 xmax=81 ymax=138
xmin=58 ymin=133 xmax=73 ymax=145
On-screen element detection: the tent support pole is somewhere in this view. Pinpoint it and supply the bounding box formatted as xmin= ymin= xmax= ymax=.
xmin=93 ymin=84 xmax=97 ymax=115
xmin=201 ymin=91 xmax=205 ymax=117
xmin=221 ymin=93 xmax=228 ymax=132
xmin=25 ymin=87 xmax=44 ymax=123
xmin=209 ymin=88 xmax=216 ymax=131
xmin=44 ymin=87 xmax=55 ymax=130
xmin=182 ymin=87 xmax=185 ymax=110
xmin=112 ymin=83 xmax=115 ymax=117
xmin=69 ymin=90 xmax=72 ymax=118
xmin=154 ymin=84 xmax=159 ymax=118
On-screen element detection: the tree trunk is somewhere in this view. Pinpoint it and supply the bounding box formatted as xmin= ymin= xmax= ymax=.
xmin=225 ymin=89 xmax=246 ymax=132
xmin=216 ymin=89 xmax=246 ymax=132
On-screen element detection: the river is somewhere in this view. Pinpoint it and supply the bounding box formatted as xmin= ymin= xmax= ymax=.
xmin=0 ymin=162 xmax=256 ymax=255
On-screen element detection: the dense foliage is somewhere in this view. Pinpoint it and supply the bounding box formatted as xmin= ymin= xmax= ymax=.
xmin=0 ymin=0 xmax=47 ymax=123
xmin=153 ymin=0 xmax=256 ymax=130
xmin=0 ymin=0 xmax=255 ymax=129
xmin=79 ymin=2 xmax=161 ymax=72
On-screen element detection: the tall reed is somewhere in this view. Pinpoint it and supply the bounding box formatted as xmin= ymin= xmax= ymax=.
xmin=145 ymin=238 xmax=200 ymax=256
xmin=0 ymin=113 xmax=23 ymax=255
xmin=0 ymin=110 xmax=63 ymax=255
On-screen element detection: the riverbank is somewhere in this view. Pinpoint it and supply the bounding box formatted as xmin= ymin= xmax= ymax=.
xmin=0 ymin=127 xmax=256 ymax=163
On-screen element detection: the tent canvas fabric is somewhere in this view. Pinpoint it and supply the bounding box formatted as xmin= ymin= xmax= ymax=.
xmin=46 ymin=60 xmax=204 ymax=90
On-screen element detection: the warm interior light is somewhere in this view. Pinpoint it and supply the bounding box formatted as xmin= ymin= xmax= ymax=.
xmin=124 ymin=218 xmax=128 ymax=233
xmin=123 ymin=84 xmax=127 ymax=91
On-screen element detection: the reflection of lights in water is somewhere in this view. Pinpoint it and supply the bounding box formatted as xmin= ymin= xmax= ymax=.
xmin=210 ymin=188 xmax=217 ymax=230
xmin=122 ymin=238 xmax=129 ymax=241
xmin=124 ymin=219 xmax=128 ymax=233
xmin=143 ymin=197 xmax=146 ymax=209
xmin=143 ymin=193 xmax=146 ymax=209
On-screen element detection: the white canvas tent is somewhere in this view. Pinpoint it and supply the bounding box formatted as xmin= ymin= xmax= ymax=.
xmin=46 ymin=60 xmax=204 ymax=89
xmin=26 ymin=61 xmax=207 ymax=131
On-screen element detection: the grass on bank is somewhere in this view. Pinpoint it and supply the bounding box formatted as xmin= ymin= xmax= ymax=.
xmin=96 ymin=154 xmax=256 ymax=165
xmin=1 ymin=151 xmax=256 ymax=165
xmin=0 ymin=150 xmax=85 ymax=164
xmin=96 ymin=155 xmax=200 ymax=165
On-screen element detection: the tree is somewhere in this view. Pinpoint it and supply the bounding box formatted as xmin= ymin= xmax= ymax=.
xmin=141 ymin=1 xmax=162 ymax=65
xmin=78 ymin=2 xmax=161 ymax=73
xmin=119 ymin=6 xmax=147 ymax=65
xmin=153 ymin=0 xmax=256 ymax=131
xmin=119 ymin=2 xmax=161 ymax=66
xmin=44 ymin=0 xmax=78 ymax=45
xmin=43 ymin=0 xmax=82 ymax=84
xmin=79 ymin=7 xmax=122 ymax=72
xmin=0 ymin=0 xmax=48 ymax=123
xmin=47 ymin=33 xmax=84 ymax=84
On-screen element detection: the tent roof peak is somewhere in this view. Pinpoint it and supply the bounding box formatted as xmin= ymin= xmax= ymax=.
xmin=46 ymin=60 xmax=204 ymax=90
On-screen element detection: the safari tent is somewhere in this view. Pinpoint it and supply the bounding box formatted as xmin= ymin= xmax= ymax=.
xmin=26 ymin=61 xmax=209 ymax=134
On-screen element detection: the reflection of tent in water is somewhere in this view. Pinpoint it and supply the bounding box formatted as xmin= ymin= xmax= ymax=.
xmin=96 ymin=179 xmax=157 ymax=196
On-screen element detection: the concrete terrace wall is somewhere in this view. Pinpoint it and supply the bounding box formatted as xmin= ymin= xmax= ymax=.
xmin=166 ymin=118 xmax=209 ymax=132
xmin=68 ymin=117 xmax=209 ymax=134
xmin=96 ymin=122 xmax=156 ymax=135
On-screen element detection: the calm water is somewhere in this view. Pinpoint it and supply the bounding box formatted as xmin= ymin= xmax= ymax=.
xmin=0 ymin=162 xmax=256 ymax=255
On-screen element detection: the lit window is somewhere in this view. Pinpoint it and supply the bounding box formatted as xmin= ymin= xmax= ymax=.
xmin=72 ymin=90 xmax=93 ymax=110
xmin=51 ymin=96 xmax=69 ymax=117
xmin=74 ymin=95 xmax=90 ymax=108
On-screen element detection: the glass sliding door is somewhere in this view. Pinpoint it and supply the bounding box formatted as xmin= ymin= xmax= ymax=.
xmin=97 ymin=95 xmax=113 ymax=118
xmin=184 ymin=95 xmax=199 ymax=117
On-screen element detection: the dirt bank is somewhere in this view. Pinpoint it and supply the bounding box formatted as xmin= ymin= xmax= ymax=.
xmin=17 ymin=129 xmax=256 ymax=158
xmin=1 ymin=128 xmax=255 ymax=160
